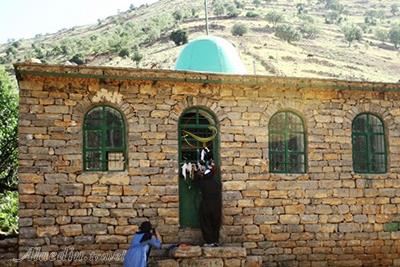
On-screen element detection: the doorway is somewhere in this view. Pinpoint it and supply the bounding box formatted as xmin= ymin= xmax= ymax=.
xmin=178 ymin=107 xmax=219 ymax=228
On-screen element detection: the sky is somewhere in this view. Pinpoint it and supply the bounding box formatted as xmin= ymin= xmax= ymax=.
xmin=0 ymin=0 xmax=159 ymax=44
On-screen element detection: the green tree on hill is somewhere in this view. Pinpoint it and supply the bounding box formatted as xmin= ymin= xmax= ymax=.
xmin=275 ymin=24 xmax=301 ymax=43
xmin=325 ymin=11 xmax=342 ymax=24
xmin=119 ymin=48 xmax=130 ymax=58
xmin=375 ymin=28 xmax=388 ymax=43
xmin=253 ymin=0 xmax=261 ymax=7
xmin=234 ymin=0 xmax=245 ymax=9
xmin=299 ymin=23 xmax=319 ymax=39
xmin=213 ymin=0 xmax=225 ymax=16
xmin=342 ymin=24 xmax=362 ymax=47
xmin=391 ymin=4 xmax=399 ymax=16
xmin=231 ymin=23 xmax=248 ymax=36
xmin=226 ymin=3 xmax=239 ymax=17
xmin=389 ymin=23 xmax=400 ymax=49
xmin=5 ymin=47 xmax=17 ymax=58
xmin=246 ymin=11 xmax=259 ymax=18
xmin=173 ymin=10 xmax=183 ymax=23
xmin=11 ymin=41 xmax=20 ymax=49
xmin=324 ymin=0 xmax=344 ymax=12
xmin=131 ymin=50 xmax=143 ymax=68
xmin=296 ymin=3 xmax=306 ymax=15
xmin=364 ymin=10 xmax=385 ymax=25
xmin=170 ymin=30 xmax=189 ymax=46
xmin=70 ymin=53 xmax=85 ymax=65
xmin=265 ymin=11 xmax=284 ymax=28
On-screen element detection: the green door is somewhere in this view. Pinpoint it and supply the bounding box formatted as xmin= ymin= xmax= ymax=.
xmin=178 ymin=107 xmax=219 ymax=228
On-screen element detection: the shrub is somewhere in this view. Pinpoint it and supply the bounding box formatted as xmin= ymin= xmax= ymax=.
xmin=170 ymin=30 xmax=188 ymax=46
xmin=375 ymin=28 xmax=388 ymax=43
xmin=226 ymin=4 xmax=240 ymax=17
xmin=213 ymin=0 xmax=225 ymax=16
xmin=70 ymin=53 xmax=85 ymax=65
xmin=0 ymin=191 xmax=18 ymax=235
xmin=119 ymin=48 xmax=130 ymax=58
xmin=275 ymin=24 xmax=301 ymax=43
xmin=5 ymin=47 xmax=17 ymax=57
xmin=364 ymin=10 xmax=378 ymax=25
xmin=325 ymin=0 xmax=344 ymax=12
xmin=0 ymin=67 xmax=18 ymax=193
xmin=253 ymin=0 xmax=261 ymax=6
xmin=296 ymin=3 xmax=306 ymax=14
xmin=109 ymin=38 xmax=126 ymax=53
xmin=265 ymin=11 xmax=284 ymax=27
xmin=0 ymin=57 xmax=7 ymax=64
xmin=298 ymin=14 xmax=314 ymax=23
xmin=325 ymin=11 xmax=342 ymax=24
xmin=173 ymin=10 xmax=183 ymax=23
xmin=299 ymin=23 xmax=319 ymax=39
xmin=246 ymin=11 xmax=259 ymax=18
xmin=34 ymin=47 xmax=45 ymax=59
xmin=391 ymin=4 xmax=399 ymax=16
xmin=234 ymin=0 xmax=245 ymax=9
xmin=145 ymin=25 xmax=161 ymax=43
xmin=231 ymin=23 xmax=248 ymax=36
xmin=389 ymin=23 xmax=400 ymax=49
xmin=131 ymin=50 xmax=143 ymax=68
xmin=342 ymin=24 xmax=362 ymax=47
xmin=11 ymin=41 xmax=20 ymax=48
xmin=60 ymin=43 xmax=73 ymax=55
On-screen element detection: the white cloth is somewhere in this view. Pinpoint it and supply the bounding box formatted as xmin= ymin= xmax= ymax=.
xmin=181 ymin=163 xmax=188 ymax=180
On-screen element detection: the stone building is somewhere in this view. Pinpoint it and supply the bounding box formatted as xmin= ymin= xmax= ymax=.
xmin=15 ymin=37 xmax=400 ymax=266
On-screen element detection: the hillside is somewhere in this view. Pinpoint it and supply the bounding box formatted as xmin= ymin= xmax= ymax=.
xmin=1 ymin=0 xmax=400 ymax=82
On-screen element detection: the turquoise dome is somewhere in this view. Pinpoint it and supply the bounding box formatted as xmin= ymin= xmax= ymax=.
xmin=175 ymin=36 xmax=247 ymax=74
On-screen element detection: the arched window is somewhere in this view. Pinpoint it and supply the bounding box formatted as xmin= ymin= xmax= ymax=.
xmin=269 ymin=111 xmax=306 ymax=173
xmin=178 ymin=107 xmax=219 ymax=228
xmin=83 ymin=106 xmax=126 ymax=171
xmin=352 ymin=113 xmax=387 ymax=173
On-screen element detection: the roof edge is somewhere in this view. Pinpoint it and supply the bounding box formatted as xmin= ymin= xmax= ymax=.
xmin=13 ymin=63 xmax=400 ymax=92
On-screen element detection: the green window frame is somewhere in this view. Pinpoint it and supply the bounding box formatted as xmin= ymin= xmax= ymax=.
xmin=352 ymin=113 xmax=387 ymax=173
xmin=269 ymin=111 xmax=306 ymax=173
xmin=178 ymin=107 xmax=219 ymax=228
xmin=83 ymin=105 xmax=126 ymax=171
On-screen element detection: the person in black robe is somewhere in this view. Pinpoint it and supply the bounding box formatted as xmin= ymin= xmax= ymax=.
xmin=193 ymin=162 xmax=222 ymax=246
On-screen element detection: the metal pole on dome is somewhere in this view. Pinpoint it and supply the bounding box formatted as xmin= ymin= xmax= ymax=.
xmin=205 ymin=0 xmax=209 ymax=35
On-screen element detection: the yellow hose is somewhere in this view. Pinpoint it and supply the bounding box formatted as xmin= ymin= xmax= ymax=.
xmin=182 ymin=126 xmax=217 ymax=147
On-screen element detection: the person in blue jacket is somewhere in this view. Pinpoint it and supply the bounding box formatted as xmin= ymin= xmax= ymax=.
xmin=123 ymin=221 xmax=162 ymax=267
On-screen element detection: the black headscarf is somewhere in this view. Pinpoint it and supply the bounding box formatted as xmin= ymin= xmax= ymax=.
xmin=138 ymin=221 xmax=153 ymax=243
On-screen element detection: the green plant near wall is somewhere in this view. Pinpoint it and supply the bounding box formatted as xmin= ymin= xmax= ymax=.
xmin=0 ymin=67 xmax=18 ymax=193
xmin=0 ymin=191 xmax=18 ymax=235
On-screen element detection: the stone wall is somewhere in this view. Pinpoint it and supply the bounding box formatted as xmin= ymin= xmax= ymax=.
xmin=15 ymin=64 xmax=400 ymax=266
xmin=0 ymin=236 xmax=18 ymax=267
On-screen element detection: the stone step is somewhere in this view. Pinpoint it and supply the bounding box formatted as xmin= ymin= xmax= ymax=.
xmin=156 ymin=256 xmax=262 ymax=267
xmin=170 ymin=246 xmax=246 ymax=258
xmin=155 ymin=246 xmax=262 ymax=267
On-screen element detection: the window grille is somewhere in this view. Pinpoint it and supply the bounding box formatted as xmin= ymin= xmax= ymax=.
xmin=83 ymin=106 xmax=126 ymax=171
xmin=269 ymin=111 xmax=306 ymax=173
xmin=352 ymin=113 xmax=387 ymax=173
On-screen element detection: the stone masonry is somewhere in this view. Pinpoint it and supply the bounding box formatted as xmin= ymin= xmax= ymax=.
xmin=15 ymin=63 xmax=400 ymax=266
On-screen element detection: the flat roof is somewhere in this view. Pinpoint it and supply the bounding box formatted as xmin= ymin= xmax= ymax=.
xmin=14 ymin=63 xmax=400 ymax=92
